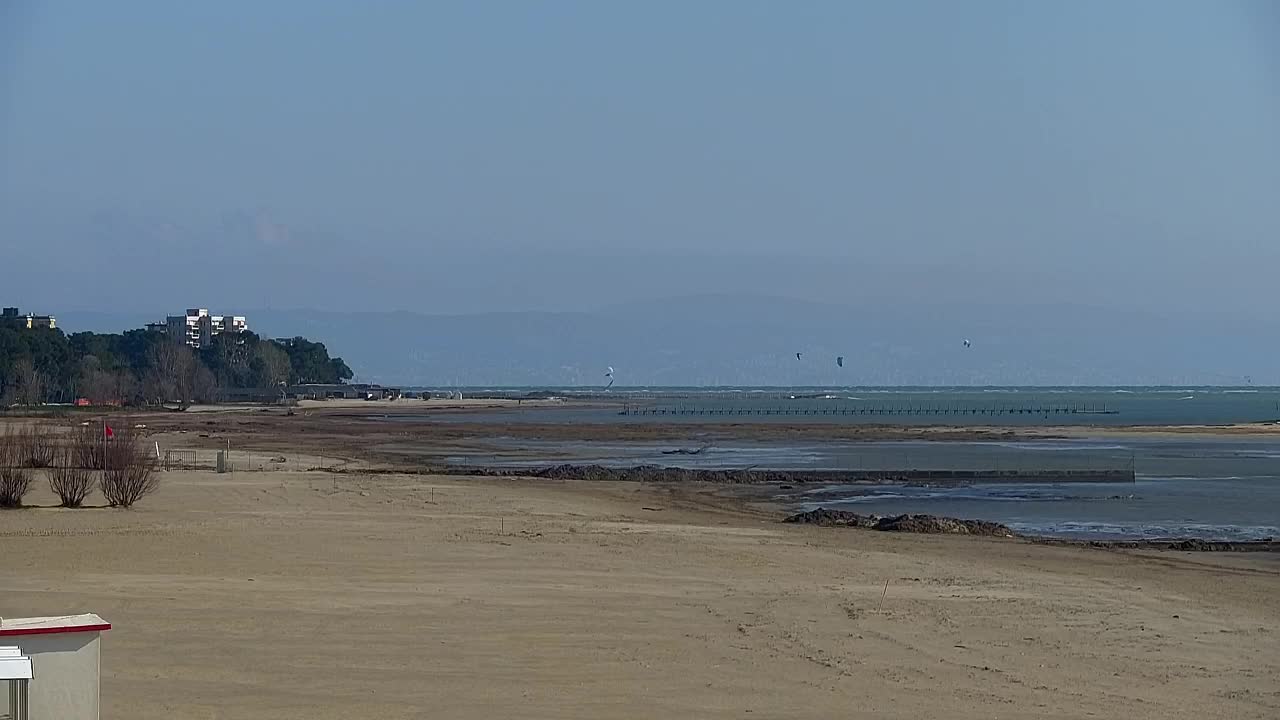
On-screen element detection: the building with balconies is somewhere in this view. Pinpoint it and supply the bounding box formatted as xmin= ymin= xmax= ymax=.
xmin=160 ymin=308 xmax=248 ymax=348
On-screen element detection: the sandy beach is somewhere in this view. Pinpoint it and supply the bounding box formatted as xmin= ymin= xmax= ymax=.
xmin=1 ymin=425 xmax=1277 ymax=719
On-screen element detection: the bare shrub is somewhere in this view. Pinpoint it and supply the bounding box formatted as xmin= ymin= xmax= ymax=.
xmin=5 ymin=357 xmax=46 ymax=407
xmin=71 ymin=424 xmax=105 ymax=470
xmin=0 ymin=433 xmax=33 ymax=508
xmin=48 ymin=448 xmax=94 ymax=508
xmin=0 ymin=467 xmax=30 ymax=507
xmin=19 ymin=424 xmax=56 ymax=468
xmin=100 ymin=429 xmax=159 ymax=508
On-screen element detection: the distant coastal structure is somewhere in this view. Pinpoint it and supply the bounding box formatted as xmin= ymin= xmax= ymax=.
xmin=1 ymin=306 xmax=56 ymax=329
xmin=219 ymin=382 xmax=401 ymax=402
xmin=145 ymin=308 xmax=248 ymax=348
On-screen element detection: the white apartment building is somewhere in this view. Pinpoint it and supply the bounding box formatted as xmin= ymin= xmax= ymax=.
xmin=163 ymin=308 xmax=248 ymax=348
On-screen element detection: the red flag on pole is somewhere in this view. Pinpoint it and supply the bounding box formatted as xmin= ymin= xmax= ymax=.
xmin=104 ymin=424 xmax=114 ymax=440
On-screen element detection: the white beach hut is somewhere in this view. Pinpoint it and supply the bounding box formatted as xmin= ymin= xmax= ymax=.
xmin=0 ymin=614 xmax=110 ymax=720
xmin=0 ymin=646 xmax=33 ymax=719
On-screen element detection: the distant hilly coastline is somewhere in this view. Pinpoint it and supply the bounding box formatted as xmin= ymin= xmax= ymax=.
xmin=54 ymin=295 xmax=1276 ymax=387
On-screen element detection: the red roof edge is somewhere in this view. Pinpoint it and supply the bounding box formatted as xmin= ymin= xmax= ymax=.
xmin=0 ymin=623 xmax=111 ymax=638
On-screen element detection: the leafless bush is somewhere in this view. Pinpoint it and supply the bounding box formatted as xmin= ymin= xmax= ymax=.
xmin=19 ymin=424 xmax=56 ymax=468
xmin=48 ymin=448 xmax=94 ymax=508
xmin=5 ymin=357 xmax=46 ymax=407
xmin=100 ymin=429 xmax=159 ymax=508
xmin=71 ymin=424 xmax=105 ymax=470
xmin=0 ymin=468 xmax=30 ymax=507
xmin=0 ymin=434 xmax=33 ymax=508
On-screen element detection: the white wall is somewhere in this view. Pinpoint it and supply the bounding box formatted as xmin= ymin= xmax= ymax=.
xmin=3 ymin=632 xmax=101 ymax=720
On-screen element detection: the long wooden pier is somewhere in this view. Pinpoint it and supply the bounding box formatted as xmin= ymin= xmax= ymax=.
xmin=619 ymin=403 xmax=1118 ymax=417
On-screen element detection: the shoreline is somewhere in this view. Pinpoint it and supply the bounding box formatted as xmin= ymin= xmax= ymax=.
xmin=327 ymin=464 xmax=1272 ymax=549
xmin=3 ymin=408 xmax=1274 ymax=550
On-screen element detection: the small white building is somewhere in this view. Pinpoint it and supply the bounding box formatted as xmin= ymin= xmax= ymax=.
xmin=0 ymin=614 xmax=110 ymax=720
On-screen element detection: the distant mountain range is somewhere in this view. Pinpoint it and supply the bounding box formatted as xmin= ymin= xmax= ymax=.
xmin=9 ymin=206 xmax=1278 ymax=385
xmin=54 ymin=294 xmax=1276 ymax=387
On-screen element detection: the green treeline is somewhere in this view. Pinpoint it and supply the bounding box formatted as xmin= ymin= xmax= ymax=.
xmin=0 ymin=322 xmax=353 ymax=406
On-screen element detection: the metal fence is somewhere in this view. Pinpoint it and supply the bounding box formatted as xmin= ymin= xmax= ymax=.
xmin=162 ymin=449 xmax=198 ymax=470
xmin=156 ymin=448 xmax=344 ymax=474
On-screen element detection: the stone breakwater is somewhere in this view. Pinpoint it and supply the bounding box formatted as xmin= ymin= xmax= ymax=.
xmin=784 ymin=508 xmax=1280 ymax=552
xmin=783 ymin=508 xmax=1016 ymax=536
xmin=450 ymin=464 xmax=1135 ymax=486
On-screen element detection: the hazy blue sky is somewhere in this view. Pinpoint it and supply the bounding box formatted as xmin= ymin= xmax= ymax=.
xmin=2 ymin=1 xmax=1277 ymax=316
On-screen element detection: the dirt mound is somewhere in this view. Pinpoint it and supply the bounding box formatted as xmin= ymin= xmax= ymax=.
xmin=784 ymin=508 xmax=1015 ymax=537
xmin=876 ymin=514 xmax=1015 ymax=536
xmin=781 ymin=508 xmax=879 ymax=528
